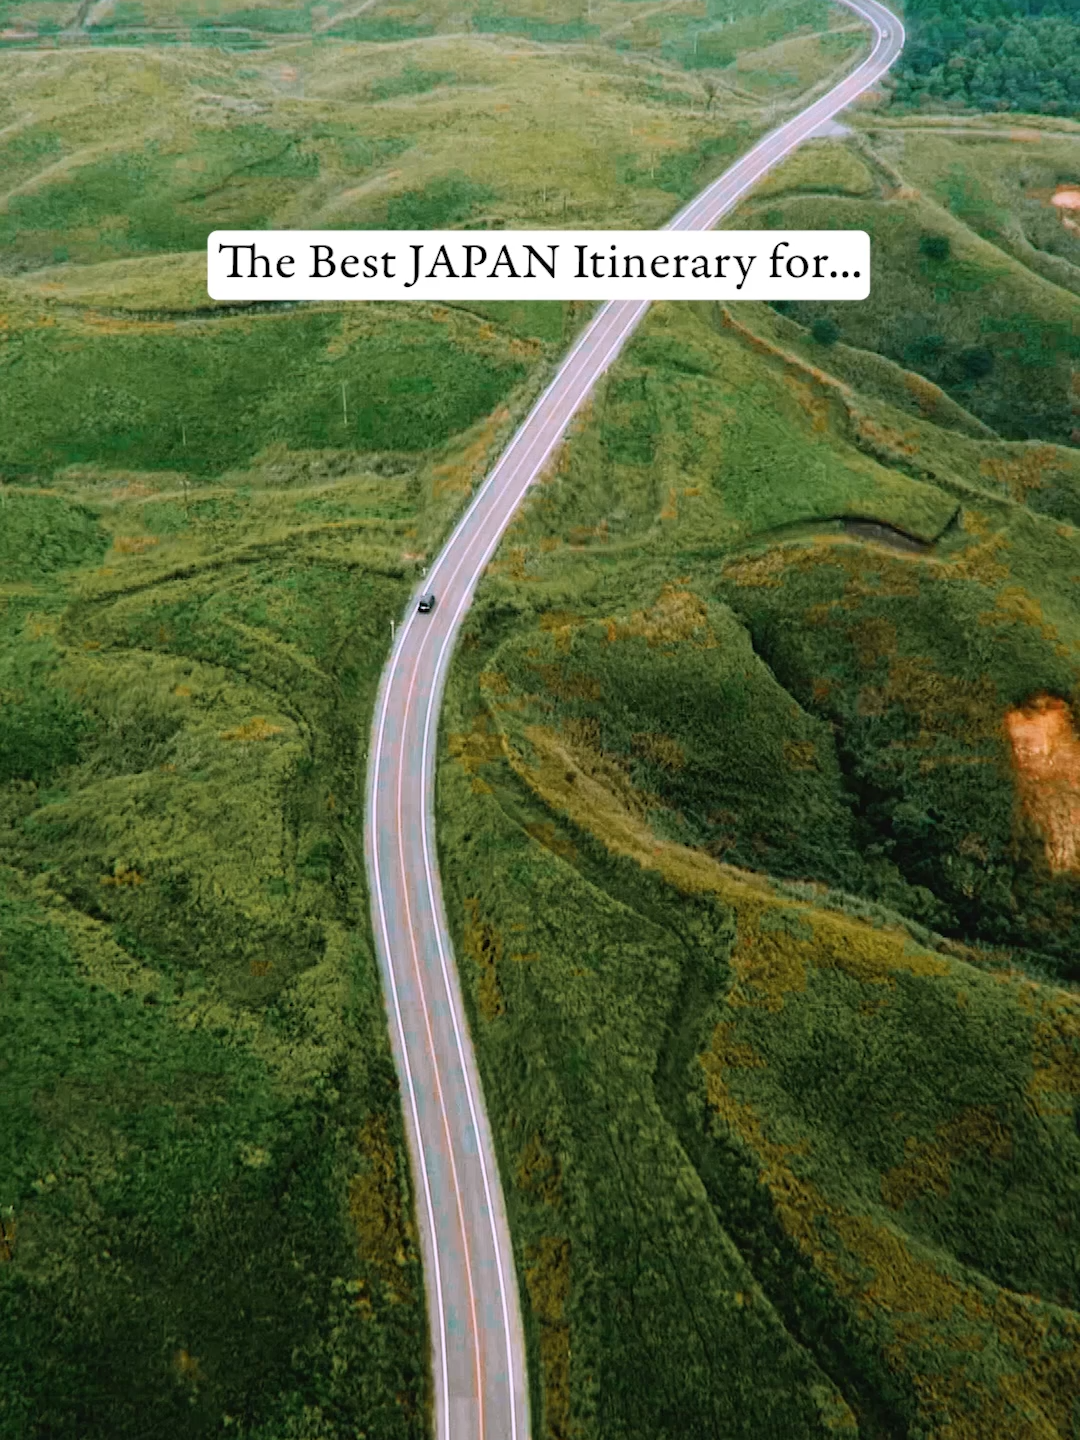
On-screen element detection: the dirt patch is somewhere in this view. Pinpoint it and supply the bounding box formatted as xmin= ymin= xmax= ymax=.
xmin=1005 ymin=695 xmax=1080 ymax=871
xmin=1051 ymin=186 xmax=1080 ymax=234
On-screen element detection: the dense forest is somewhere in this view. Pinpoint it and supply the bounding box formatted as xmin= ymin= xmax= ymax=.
xmin=891 ymin=0 xmax=1080 ymax=115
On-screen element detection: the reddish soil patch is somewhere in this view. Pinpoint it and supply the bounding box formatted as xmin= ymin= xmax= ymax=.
xmin=1051 ymin=186 xmax=1080 ymax=234
xmin=1005 ymin=695 xmax=1080 ymax=871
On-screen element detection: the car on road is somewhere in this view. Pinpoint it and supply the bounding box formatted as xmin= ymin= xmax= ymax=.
xmin=418 ymin=592 xmax=436 ymax=613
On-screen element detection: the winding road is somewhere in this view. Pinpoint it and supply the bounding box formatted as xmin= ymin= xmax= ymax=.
xmin=364 ymin=4 xmax=904 ymax=1436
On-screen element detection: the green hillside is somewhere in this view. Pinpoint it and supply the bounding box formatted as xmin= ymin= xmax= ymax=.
xmin=0 ymin=284 xmax=565 ymax=1437
xmin=0 ymin=496 xmax=429 ymax=1436
xmin=0 ymin=0 xmax=863 ymax=275
xmin=3 ymin=2 xmax=1080 ymax=1435
xmin=436 ymin=286 xmax=1080 ymax=1435
xmin=737 ymin=125 xmax=1080 ymax=444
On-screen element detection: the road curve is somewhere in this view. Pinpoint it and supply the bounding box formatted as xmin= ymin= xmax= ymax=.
xmin=364 ymin=5 xmax=904 ymax=1436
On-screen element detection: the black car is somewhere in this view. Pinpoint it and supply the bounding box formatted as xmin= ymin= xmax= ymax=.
xmin=418 ymin=592 xmax=436 ymax=613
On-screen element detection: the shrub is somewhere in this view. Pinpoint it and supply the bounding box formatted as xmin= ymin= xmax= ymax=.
xmin=919 ymin=233 xmax=951 ymax=261
xmin=906 ymin=333 xmax=947 ymax=366
xmin=959 ymin=344 xmax=994 ymax=379
xmin=0 ymin=692 xmax=91 ymax=784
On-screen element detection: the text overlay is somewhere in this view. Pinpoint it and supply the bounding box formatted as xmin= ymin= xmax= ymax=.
xmin=208 ymin=230 xmax=871 ymax=302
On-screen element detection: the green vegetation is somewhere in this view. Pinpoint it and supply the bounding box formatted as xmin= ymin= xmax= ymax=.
xmin=892 ymin=0 xmax=1080 ymax=117
xmin=873 ymin=118 xmax=1080 ymax=295
xmin=0 ymin=301 xmax=527 ymax=476
xmin=438 ymin=293 xmax=1080 ymax=1435
xmin=919 ymin=232 xmax=950 ymax=261
xmin=0 ymin=417 xmax=515 ymax=1432
xmin=739 ymin=124 xmax=1080 ymax=444
xmin=0 ymin=465 xmax=436 ymax=1438
xmin=0 ymin=0 xmax=860 ymax=87
xmin=8 ymin=1 xmax=1080 ymax=1433
xmin=1 ymin=869 xmax=426 ymax=1440
xmin=0 ymin=34 xmax=767 ymax=274
xmin=717 ymin=532 xmax=1080 ymax=961
xmin=0 ymin=266 xmax=564 ymax=1435
xmin=1 ymin=1 xmax=876 ymax=1429
xmin=489 ymin=594 xmax=869 ymax=888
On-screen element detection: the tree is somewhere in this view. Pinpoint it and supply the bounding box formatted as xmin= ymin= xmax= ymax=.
xmin=892 ymin=2 xmax=1080 ymax=118
xmin=959 ymin=345 xmax=994 ymax=379
xmin=811 ymin=317 xmax=840 ymax=346
xmin=906 ymin=333 xmax=946 ymax=367
xmin=919 ymin=233 xmax=951 ymax=261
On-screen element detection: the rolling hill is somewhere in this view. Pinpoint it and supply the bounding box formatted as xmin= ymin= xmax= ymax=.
xmin=3 ymin=5 xmax=1080 ymax=1435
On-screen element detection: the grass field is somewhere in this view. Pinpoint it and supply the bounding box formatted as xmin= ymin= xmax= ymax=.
xmin=5 ymin=0 xmax=1080 ymax=1431
xmin=437 ymin=294 xmax=1080 ymax=1436
xmin=734 ymin=120 xmax=1080 ymax=445
xmin=0 ymin=479 xmax=429 ymax=1438
xmin=0 ymin=42 xmax=759 ymax=275
xmin=0 ymin=275 xmax=567 ymax=1432
xmin=0 ymin=2 xmax=865 ymax=1429
xmin=0 ymin=298 xmax=532 ymax=475
xmin=0 ymin=0 xmax=857 ymax=79
xmin=871 ymin=117 xmax=1080 ymax=291
xmin=0 ymin=0 xmax=870 ymax=281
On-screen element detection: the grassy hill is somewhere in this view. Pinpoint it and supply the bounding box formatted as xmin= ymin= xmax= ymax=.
xmin=0 ymin=476 xmax=429 ymax=1437
xmin=0 ymin=281 xmax=568 ymax=1435
xmin=436 ymin=288 xmax=1080 ymax=1436
xmin=3 ymin=1 xmax=1080 ymax=1434
xmin=0 ymin=0 xmax=860 ymax=78
xmin=734 ymin=120 xmax=1080 ymax=445
xmin=0 ymin=0 xmax=868 ymax=275
xmin=2 ymin=0 xmax=853 ymax=1430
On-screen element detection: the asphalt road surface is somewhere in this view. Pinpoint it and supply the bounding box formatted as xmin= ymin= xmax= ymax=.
xmin=364 ymin=5 xmax=905 ymax=1436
